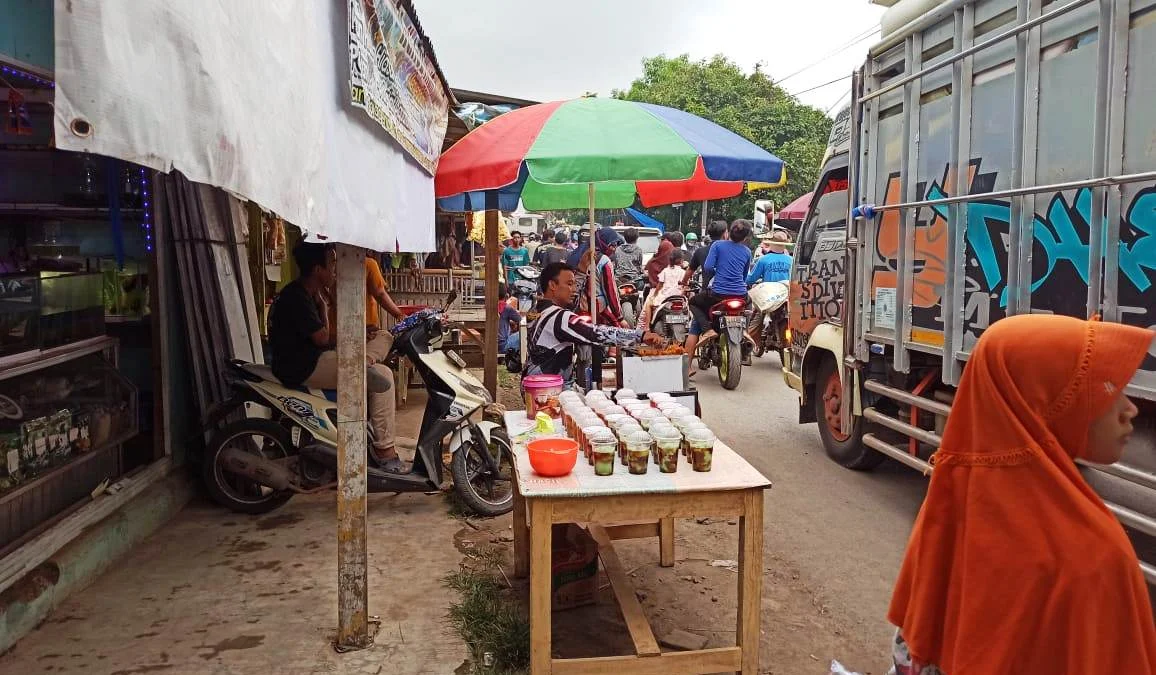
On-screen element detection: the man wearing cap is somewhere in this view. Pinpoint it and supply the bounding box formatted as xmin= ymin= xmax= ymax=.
xmin=748 ymin=229 xmax=793 ymax=284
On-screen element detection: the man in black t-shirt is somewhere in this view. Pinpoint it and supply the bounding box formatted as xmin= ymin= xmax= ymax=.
xmin=685 ymin=220 xmax=728 ymax=289
xmin=268 ymin=243 xmax=403 ymax=472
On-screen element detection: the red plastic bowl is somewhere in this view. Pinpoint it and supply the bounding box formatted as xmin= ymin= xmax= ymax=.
xmin=527 ymin=438 xmax=579 ymax=477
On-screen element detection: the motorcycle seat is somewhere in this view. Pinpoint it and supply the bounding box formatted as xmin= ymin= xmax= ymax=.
xmin=239 ymin=363 xmax=277 ymax=382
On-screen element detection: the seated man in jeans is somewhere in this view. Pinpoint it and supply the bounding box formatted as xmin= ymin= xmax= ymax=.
xmin=268 ymin=243 xmax=403 ymax=472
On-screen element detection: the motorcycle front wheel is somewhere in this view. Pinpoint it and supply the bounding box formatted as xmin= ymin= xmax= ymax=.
xmin=450 ymin=427 xmax=515 ymax=517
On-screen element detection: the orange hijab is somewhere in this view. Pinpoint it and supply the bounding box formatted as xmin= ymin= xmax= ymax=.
xmin=888 ymin=315 xmax=1156 ymax=674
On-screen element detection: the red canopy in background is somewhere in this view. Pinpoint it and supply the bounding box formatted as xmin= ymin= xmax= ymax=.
xmin=777 ymin=190 xmax=814 ymax=221
xmin=636 ymin=157 xmax=744 ymax=207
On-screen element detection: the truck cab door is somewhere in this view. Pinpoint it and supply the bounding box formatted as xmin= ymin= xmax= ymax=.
xmin=788 ymin=163 xmax=850 ymax=379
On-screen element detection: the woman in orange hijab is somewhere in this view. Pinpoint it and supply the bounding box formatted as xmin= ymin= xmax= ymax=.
xmin=888 ymin=314 xmax=1156 ymax=674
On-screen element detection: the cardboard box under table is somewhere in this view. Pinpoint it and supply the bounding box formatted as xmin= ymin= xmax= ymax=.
xmin=504 ymin=412 xmax=772 ymax=674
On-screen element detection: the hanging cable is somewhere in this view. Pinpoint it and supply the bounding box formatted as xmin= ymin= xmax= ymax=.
xmin=825 ymin=89 xmax=852 ymax=116
xmin=775 ymin=27 xmax=881 ymax=86
xmin=791 ymin=74 xmax=853 ymax=97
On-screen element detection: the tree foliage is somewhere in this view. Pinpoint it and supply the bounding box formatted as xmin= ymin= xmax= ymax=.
xmin=612 ymin=54 xmax=834 ymax=227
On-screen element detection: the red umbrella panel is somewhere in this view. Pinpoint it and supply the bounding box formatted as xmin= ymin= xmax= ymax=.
xmin=635 ymin=158 xmax=744 ymax=208
xmin=777 ymin=190 xmax=815 ymax=222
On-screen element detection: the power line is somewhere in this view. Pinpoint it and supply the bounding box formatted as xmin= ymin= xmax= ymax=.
xmin=775 ymin=27 xmax=881 ymax=86
xmin=792 ymin=74 xmax=853 ymax=97
xmin=825 ymin=89 xmax=852 ymax=116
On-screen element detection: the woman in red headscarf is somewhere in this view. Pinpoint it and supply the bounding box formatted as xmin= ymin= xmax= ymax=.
xmin=887 ymin=314 xmax=1156 ymax=674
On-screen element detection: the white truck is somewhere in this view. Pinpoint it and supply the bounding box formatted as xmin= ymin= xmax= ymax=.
xmin=785 ymin=0 xmax=1156 ymax=575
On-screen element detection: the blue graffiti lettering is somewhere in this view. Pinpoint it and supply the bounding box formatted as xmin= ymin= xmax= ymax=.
xmin=925 ymin=183 xmax=1156 ymax=307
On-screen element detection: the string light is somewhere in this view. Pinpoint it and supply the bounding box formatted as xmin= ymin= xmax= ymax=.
xmin=139 ymin=167 xmax=153 ymax=253
xmin=0 ymin=64 xmax=53 ymax=88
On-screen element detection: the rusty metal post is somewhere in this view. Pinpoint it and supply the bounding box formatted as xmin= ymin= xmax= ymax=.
xmin=335 ymin=242 xmax=370 ymax=650
xmin=484 ymin=192 xmax=500 ymax=398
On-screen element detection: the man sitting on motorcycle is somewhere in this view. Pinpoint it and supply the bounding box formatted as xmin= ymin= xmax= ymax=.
xmin=613 ymin=227 xmax=645 ymax=286
xmin=525 ymin=262 xmax=663 ymax=385
xmin=685 ymin=219 xmax=754 ymax=376
xmin=268 ymin=243 xmax=404 ymax=473
xmin=747 ymin=230 xmax=792 ymax=284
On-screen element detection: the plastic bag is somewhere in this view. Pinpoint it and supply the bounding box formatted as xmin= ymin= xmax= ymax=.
xmin=830 ymin=660 xmax=864 ymax=675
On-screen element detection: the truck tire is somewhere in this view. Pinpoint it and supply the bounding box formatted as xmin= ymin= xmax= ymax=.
xmin=815 ymin=357 xmax=881 ymax=470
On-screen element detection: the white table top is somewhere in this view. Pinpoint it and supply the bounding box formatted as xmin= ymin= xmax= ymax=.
xmin=504 ymin=411 xmax=772 ymax=499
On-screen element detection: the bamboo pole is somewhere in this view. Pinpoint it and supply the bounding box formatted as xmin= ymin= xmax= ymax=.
xmin=484 ymin=193 xmax=500 ymax=398
xmin=587 ymin=183 xmax=597 ymax=324
xmin=335 ymin=243 xmax=369 ymax=649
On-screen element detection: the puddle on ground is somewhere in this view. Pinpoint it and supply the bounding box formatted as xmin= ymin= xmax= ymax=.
xmin=254 ymin=512 xmax=305 ymax=530
xmin=198 ymin=635 xmax=265 ymax=660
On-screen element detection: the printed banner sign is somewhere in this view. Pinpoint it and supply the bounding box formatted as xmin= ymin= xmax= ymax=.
xmin=348 ymin=0 xmax=449 ymax=174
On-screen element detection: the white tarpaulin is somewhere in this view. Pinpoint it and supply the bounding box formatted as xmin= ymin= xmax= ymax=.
xmin=52 ymin=0 xmax=440 ymax=253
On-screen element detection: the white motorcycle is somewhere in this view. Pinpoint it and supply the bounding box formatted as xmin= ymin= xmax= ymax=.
xmin=200 ymin=292 xmax=514 ymax=516
xmin=511 ymin=265 xmax=540 ymax=313
xmin=748 ymin=281 xmax=791 ymax=364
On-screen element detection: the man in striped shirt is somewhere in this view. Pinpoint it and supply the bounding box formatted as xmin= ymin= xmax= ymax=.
xmin=524 ymin=262 xmax=663 ymax=385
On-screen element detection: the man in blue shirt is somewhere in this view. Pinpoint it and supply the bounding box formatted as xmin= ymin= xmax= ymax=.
xmin=747 ymin=230 xmax=793 ymax=284
xmin=685 ymin=219 xmax=753 ymax=371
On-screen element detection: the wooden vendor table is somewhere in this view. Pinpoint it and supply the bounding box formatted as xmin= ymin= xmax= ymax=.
xmin=504 ymin=412 xmax=772 ymax=675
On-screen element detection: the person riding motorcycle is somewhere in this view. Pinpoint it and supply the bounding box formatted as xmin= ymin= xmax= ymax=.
xmin=524 ymin=262 xmax=663 ymax=386
xmin=685 ymin=220 xmax=754 ymax=376
xmin=612 ymin=227 xmax=645 ymax=286
xmin=568 ymin=227 xmax=629 ymax=326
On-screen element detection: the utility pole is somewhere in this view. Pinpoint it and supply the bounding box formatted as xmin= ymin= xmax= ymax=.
xmin=483 ymin=193 xmax=499 ymax=398
xmin=335 ymin=243 xmax=369 ymax=650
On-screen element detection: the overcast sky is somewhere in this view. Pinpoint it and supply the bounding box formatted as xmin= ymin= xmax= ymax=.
xmin=417 ymin=0 xmax=888 ymax=116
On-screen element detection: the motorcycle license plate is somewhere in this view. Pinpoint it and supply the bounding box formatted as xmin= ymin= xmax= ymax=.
xmin=722 ymin=316 xmax=746 ymax=328
xmin=665 ymin=315 xmax=688 ymax=324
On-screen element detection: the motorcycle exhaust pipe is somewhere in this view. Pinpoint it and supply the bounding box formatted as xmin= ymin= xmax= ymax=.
xmin=218 ymin=447 xmax=297 ymax=491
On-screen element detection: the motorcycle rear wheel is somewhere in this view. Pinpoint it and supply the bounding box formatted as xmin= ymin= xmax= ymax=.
xmin=450 ymin=428 xmax=515 ymax=517
xmin=718 ymin=337 xmax=743 ymax=390
xmin=203 ymin=418 xmax=295 ymax=515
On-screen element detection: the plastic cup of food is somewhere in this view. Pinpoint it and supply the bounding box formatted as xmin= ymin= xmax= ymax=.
xmin=651 ymin=428 xmax=682 ymax=473
xmin=649 ymin=422 xmax=677 ymax=458
xmin=625 ymin=431 xmax=653 ymax=475
xmin=615 ymin=422 xmax=642 ymax=465
xmin=658 ymin=402 xmax=689 ymax=416
xmin=687 ymin=428 xmax=717 ymax=472
xmin=633 ymin=408 xmax=659 ymax=429
xmin=581 ymin=425 xmax=610 ymax=463
xmin=584 ymin=390 xmax=610 ymax=406
xmin=647 ymin=392 xmax=673 ymax=408
xmin=590 ymin=431 xmax=618 ymax=476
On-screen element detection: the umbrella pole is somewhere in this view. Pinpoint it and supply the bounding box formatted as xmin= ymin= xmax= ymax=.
xmin=700 ymin=199 xmax=708 ymax=237
xmin=587 ymin=183 xmax=597 ymax=324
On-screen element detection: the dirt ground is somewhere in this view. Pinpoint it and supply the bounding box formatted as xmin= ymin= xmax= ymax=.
xmin=455 ymin=512 xmax=884 ymax=675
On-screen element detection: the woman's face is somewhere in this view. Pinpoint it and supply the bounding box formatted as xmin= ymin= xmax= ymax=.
xmin=1084 ymin=390 xmax=1139 ymax=464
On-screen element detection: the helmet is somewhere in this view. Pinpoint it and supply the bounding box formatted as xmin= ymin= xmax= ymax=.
xmin=686 ymin=232 xmax=699 ymax=241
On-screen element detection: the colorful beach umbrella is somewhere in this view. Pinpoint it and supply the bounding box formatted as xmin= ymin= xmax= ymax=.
xmin=778 ymin=190 xmax=815 ymax=222
xmin=435 ymin=97 xmax=786 ymax=211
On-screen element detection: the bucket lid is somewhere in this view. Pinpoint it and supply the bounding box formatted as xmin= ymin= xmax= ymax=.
xmin=523 ymin=374 xmax=564 ymax=388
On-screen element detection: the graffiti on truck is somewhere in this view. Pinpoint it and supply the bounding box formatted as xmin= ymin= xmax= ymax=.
xmin=872 ymin=160 xmax=1156 ymax=341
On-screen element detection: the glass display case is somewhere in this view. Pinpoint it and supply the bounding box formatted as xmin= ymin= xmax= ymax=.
xmin=0 ymin=350 xmax=137 ymax=496
xmin=0 ymin=271 xmax=104 ymax=356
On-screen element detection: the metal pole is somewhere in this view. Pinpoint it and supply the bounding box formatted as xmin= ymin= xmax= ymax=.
xmin=587 ymin=183 xmax=597 ymax=327
xmin=484 ymin=193 xmax=500 ymax=398
xmin=335 ymin=243 xmax=369 ymax=650
xmin=700 ymin=200 xmax=708 ymax=237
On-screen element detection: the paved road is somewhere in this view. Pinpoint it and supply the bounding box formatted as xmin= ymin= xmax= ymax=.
xmin=693 ymin=354 xmax=930 ymax=654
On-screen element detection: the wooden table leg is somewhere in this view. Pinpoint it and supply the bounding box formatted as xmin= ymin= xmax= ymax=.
xmin=513 ymin=482 xmax=529 ymax=578
xmin=659 ymin=517 xmax=675 ymax=567
xmin=736 ymin=490 xmax=764 ymax=675
xmin=530 ymin=499 xmax=553 ymax=675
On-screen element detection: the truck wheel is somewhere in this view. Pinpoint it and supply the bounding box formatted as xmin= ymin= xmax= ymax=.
xmin=815 ymin=358 xmax=881 ymax=470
